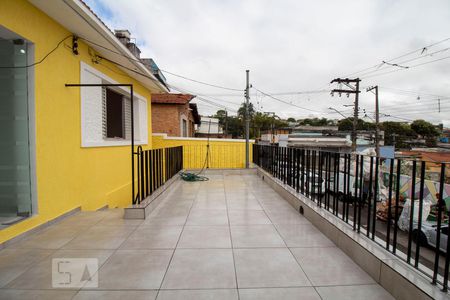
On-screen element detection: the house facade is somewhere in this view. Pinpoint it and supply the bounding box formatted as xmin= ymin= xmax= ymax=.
xmin=0 ymin=0 xmax=168 ymax=243
xmin=196 ymin=117 xmax=226 ymax=138
xmin=151 ymin=94 xmax=201 ymax=137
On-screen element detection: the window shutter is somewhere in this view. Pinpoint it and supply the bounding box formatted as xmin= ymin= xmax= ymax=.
xmin=123 ymin=97 xmax=132 ymax=140
xmin=102 ymin=87 xmax=107 ymax=138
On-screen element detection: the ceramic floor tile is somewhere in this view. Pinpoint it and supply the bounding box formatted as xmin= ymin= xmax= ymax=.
xmin=157 ymin=289 xmax=238 ymax=300
xmin=226 ymin=198 xmax=262 ymax=210
xmin=6 ymin=249 xmax=114 ymax=290
xmin=230 ymin=225 xmax=285 ymax=248
xmin=143 ymin=215 xmax=188 ymax=226
xmin=62 ymin=225 xmax=136 ymax=249
xmin=291 ymin=247 xmax=375 ymax=286
xmin=161 ymin=249 xmax=236 ymax=289
xmin=8 ymin=225 xmax=89 ymax=249
xmin=234 ymin=248 xmax=310 ymax=288
xmin=275 ymin=224 xmax=335 ymax=248
xmin=265 ymin=210 xmax=311 ymax=225
xmin=120 ymin=225 xmax=183 ymax=249
xmin=96 ymin=250 xmax=172 ymax=289
xmin=192 ymin=199 xmax=227 ymax=210
xmin=57 ymin=212 xmax=106 ymax=227
xmin=0 ymin=249 xmax=54 ymax=287
xmin=0 ymin=289 xmax=76 ymax=300
xmin=186 ymin=209 xmax=229 ymax=225
xmin=238 ymin=287 xmax=321 ymax=300
xmin=178 ymin=226 xmax=231 ymax=248
xmin=73 ymin=290 xmax=158 ymax=300
xmin=316 ymin=284 xmax=394 ymax=300
xmin=228 ymin=210 xmax=271 ymax=225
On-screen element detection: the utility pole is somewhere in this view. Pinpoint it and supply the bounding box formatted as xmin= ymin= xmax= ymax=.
xmin=265 ymin=112 xmax=276 ymax=144
xmin=225 ymin=109 xmax=228 ymax=136
xmin=245 ymin=70 xmax=250 ymax=168
xmin=392 ymin=133 xmax=399 ymax=149
xmin=330 ymin=78 xmax=361 ymax=152
xmin=367 ymin=86 xmax=380 ymax=157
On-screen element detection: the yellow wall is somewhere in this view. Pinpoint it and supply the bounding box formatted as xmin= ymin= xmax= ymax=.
xmin=0 ymin=0 xmax=155 ymax=243
xmin=153 ymin=135 xmax=253 ymax=169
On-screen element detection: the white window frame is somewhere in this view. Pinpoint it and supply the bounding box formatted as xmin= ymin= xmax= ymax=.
xmin=80 ymin=61 xmax=148 ymax=147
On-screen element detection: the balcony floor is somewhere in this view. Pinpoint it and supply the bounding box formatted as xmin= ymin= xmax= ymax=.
xmin=0 ymin=171 xmax=394 ymax=299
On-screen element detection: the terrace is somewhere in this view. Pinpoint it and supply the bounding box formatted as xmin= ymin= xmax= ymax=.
xmin=0 ymin=143 xmax=448 ymax=300
xmin=0 ymin=170 xmax=394 ymax=299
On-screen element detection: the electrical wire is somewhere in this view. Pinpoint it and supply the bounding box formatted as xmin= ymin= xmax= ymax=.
xmin=0 ymin=35 xmax=72 ymax=69
xmin=357 ymin=47 xmax=450 ymax=78
xmin=379 ymin=86 xmax=450 ymax=99
xmin=77 ymin=36 xmax=243 ymax=91
xmin=168 ymin=84 xmax=239 ymax=113
xmin=160 ymin=69 xmax=243 ymax=91
xmin=343 ymin=37 xmax=450 ymax=77
xmin=252 ymin=87 xmax=323 ymax=113
xmin=361 ymin=55 xmax=450 ymax=79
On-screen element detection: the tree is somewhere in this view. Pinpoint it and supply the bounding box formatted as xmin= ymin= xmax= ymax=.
xmin=298 ymin=117 xmax=331 ymax=126
xmin=410 ymin=119 xmax=440 ymax=137
xmin=287 ymin=117 xmax=296 ymax=123
xmin=381 ymin=121 xmax=415 ymax=149
xmin=237 ymin=102 xmax=255 ymax=120
xmin=337 ymin=118 xmax=376 ymax=131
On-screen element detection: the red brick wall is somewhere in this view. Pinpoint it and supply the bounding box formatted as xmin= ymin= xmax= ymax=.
xmin=151 ymin=103 xmax=197 ymax=137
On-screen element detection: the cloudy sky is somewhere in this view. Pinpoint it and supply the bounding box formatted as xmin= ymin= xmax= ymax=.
xmin=85 ymin=0 xmax=450 ymax=126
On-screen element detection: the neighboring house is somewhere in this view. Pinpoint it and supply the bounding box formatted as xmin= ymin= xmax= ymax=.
xmin=0 ymin=0 xmax=168 ymax=240
xmin=196 ymin=117 xmax=225 ymax=138
xmin=151 ymin=94 xmax=201 ymax=137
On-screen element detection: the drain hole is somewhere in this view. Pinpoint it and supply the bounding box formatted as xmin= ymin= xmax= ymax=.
xmin=262 ymin=175 xmax=264 ymax=180
xmin=299 ymin=206 xmax=304 ymax=215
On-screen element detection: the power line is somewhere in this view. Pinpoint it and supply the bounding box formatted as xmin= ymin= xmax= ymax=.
xmin=252 ymin=86 xmax=324 ymax=113
xmin=0 ymin=35 xmax=72 ymax=69
xmin=357 ymin=46 xmax=450 ymax=78
xmin=77 ymin=36 xmax=243 ymax=91
xmin=361 ymin=55 xmax=450 ymax=79
xmin=168 ymin=84 xmax=239 ymax=113
xmin=343 ymin=37 xmax=450 ymax=77
xmin=379 ymin=86 xmax=450 ymax=99
xmin=160 ymin=69 xmax=243 ymax=91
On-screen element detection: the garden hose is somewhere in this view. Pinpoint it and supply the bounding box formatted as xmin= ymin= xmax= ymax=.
xmin=180 ymin=120 xmax=212 ymax=182
xmin=179 ymin=172 xmax=209 ymax=182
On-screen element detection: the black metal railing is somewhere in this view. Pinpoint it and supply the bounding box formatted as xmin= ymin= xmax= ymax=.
xmin=134 ymin=146 xmax=183 ymax=204
xmin=253 ymin=144 xmax=450 ymax=292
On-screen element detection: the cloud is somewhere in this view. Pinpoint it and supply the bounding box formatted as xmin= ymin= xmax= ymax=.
xmin=85 ymin=0 xmax=450 ymax=124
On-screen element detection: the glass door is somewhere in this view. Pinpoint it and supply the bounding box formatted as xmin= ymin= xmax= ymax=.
xmin=0 ymin=38 xmax=32 ymax=226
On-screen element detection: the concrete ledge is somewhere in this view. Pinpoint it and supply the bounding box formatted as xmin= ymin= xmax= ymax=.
xmin=0 ymin=206 xmax=81 ymax=249
xmin=124 ymin=172 xmax=182 ymax=219
xmin=256 ymin=167 xmax=447 ymax=300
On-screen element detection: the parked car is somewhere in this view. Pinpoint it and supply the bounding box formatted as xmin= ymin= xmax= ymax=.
xmin=300 ymin=171 xmax=325 ymax=197
xmin=412 ymin=222 xmax=448 ymax=253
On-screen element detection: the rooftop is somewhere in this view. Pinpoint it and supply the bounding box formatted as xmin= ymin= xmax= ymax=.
xmin=152 ymin=93 xmax=196 ymax=105
xmin=0 ymin=172 xmax=392 ymax=299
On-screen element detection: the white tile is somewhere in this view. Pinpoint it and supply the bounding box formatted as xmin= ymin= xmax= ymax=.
xmin=234 ymin=248 xmax=310 ymax=288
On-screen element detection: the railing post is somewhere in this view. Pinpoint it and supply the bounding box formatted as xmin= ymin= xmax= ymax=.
xmin=386 ymin=159 xmax=394 ymax=250
xmin=414 ymin=161 xmax=426 ymax=268
xmin=432 ymin=163 xmax=446 ymax=285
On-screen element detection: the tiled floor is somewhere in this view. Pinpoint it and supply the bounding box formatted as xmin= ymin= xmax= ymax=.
xmin=0 ymin=172 xmax=395 ymax=299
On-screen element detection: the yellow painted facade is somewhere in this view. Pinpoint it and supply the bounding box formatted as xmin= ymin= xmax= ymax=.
xmin=0 ymin=0 xmax=155 ymax=243
xmin=153 ymin=135 xmax=253 ymax=169
xmin=0 ymin=0 xmax=253 ymax=244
